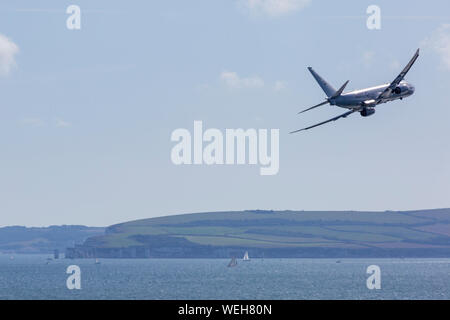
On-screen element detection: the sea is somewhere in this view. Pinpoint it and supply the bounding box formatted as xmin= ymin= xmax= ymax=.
xmin=0 ymin=254 xmax=449 ymax=300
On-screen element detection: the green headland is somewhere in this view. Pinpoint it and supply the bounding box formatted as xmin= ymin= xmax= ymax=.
xmin=65 ymin=209 xmax=450 ymax=258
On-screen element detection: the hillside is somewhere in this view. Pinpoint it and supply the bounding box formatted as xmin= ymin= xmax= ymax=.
xmin=0 ymin=225 xmax=105 ymax=254
xmin=66 ymin=209 xmax=450 ymax=258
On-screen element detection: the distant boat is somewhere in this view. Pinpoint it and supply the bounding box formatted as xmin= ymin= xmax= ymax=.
xmin=336 ymin=260 xmax=341 ymax=263
xmin=227 ymin=257 xmax=237 ymax=267
xmin=95 ymin=258 xmax=101 ymax=265
xmin=9 ymin=256 xmax=14 ymax=260
xmin=243 ymin=251 xmax=250 ymax=261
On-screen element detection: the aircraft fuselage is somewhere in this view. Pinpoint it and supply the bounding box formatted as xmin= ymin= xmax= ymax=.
xmin=331 ymin=80 xmax=415 ymax=109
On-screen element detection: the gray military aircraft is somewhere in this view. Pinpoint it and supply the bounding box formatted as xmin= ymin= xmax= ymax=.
xmin=290 ymin=48 xmax=419 ymax=133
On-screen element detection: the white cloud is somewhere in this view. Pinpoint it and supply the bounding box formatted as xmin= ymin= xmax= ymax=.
xmin=362 ymin=51 xmax=375 ymax=68
xmin=55 ymin=118 xmax=71 ymax=128
xmin=220 ymin=71 xmax=264 ymax=89
xmin=422 ymin=24 xmax=450 ymax=70
xmin=0 ymin=33 xmax=19 ymax=76
xmin=274 ymin=80 xmax=287 ymax=91
xmin=389 ymin=59 xmax=400 ymax=70
xmin=240 ymin=0 xmax=311 ymax=17
xmin=21 ymin=117 xmax=45 ymax=127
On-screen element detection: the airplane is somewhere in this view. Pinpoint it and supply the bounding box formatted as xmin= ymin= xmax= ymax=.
xmin=290 ymin=48 xmax=419 ymax=133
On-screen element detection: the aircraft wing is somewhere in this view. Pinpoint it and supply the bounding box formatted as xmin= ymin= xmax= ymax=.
xmin=375 ymin=48 xmax=419 ymax=103
xmin=290 ymin=110 xmax=356 ymax=133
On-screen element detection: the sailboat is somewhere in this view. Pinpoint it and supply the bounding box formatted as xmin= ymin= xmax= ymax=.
xmin=227 ymin=257 xmax=237 ymax=267
xmin=242 ymin=251 xmax=250 ymax=261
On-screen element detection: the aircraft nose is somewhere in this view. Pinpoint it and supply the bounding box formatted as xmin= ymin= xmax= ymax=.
xmin=410 ymin=85 xmax=415 ymax=93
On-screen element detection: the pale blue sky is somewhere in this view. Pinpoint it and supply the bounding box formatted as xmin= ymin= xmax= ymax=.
xmin=0 ymin=0 xmax=449 ymax=226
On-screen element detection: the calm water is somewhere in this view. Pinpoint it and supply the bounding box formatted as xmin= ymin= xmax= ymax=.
xmin=0 ymin=254 xmax=449 ymax=299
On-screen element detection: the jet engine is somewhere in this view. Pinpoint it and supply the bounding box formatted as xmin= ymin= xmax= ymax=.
xmin=360 ymin=107 xmax=375 ymax=117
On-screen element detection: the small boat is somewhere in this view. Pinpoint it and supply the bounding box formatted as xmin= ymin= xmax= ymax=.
xmin=243 ymin=251 xmax=250 ymax=261
xmin=95 ymin=258 xmax=101 ymax=265
xmin=336 ymin=260 xmax=341 ymax=263
xmin=227 ymin=257 xmax=237 ymax=267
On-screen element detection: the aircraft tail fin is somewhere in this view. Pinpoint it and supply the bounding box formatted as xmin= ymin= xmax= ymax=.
xmin=308 ymin=67 xmax=337 ymax=98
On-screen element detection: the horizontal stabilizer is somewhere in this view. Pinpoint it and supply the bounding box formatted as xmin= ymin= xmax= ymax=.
xmin=331 ymin=80 xmax=349 ymax=98
xmin=298 ymin=100 xmax=329 ymax=114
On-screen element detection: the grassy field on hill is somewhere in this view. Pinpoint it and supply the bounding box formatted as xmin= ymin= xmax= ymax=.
xmin=81 ymin=209 xmax=450 ymax=251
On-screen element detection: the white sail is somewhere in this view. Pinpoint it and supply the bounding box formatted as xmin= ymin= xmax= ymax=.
xmin=243 ymin=251 xmax=250 ymax=261
xmin=228 ymin=257 xmax=237 ymax=267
